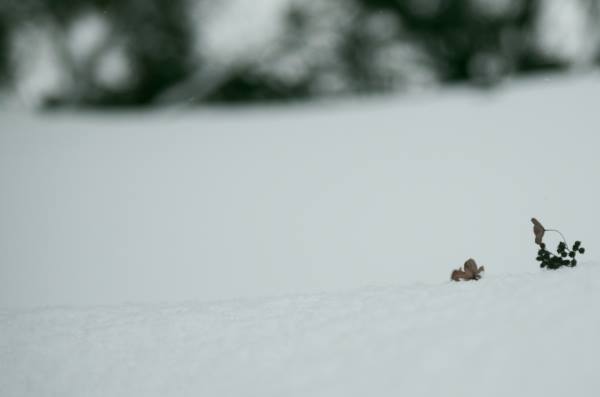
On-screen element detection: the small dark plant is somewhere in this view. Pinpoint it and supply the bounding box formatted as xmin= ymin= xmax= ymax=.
xmin=531 ymin=218 xmax=586 ymax=269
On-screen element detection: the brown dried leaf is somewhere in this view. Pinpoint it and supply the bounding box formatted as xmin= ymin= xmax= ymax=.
xmin=451 ymin=259 xmax=484 ymax=281
xmin=464 ymin=258 xmax=478 ymax=275
xmin=531 ymin=218 xmax=545 ymax=246
xmin=451 ymin=269 xmax=469 ymax=281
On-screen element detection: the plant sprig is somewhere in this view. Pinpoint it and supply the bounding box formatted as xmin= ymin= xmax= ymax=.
xmin=536 ymin=240 xmax=585 ymax=269
xmin=531 ymin=218 xmax=585 ymax=269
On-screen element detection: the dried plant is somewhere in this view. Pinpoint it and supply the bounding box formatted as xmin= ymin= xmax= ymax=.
xmin=451 ymin=258 xmax=485 ymax=281
xmin=531 ymin=218 xmax=545 ymax=246
xmin=531 ymin=218 xmax=586 ymax=269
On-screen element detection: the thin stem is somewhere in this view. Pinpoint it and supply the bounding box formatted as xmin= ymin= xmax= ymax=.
xmin=544 ymin=229 xmax=569 ymax=247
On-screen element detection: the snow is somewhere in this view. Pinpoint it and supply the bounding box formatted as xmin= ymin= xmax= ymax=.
xmin=1 ymin=72 xmax=599 ymax=396
xmin=1 ymin=73 xmax=599 ymax=309
xmin=194 ymin=0 xmax=293 ymax=66
xmin=9 ymin=23 xmax=68 ymax=107
xmin=1 ymin=263 xmax=599 ymax=396
xmin=67 ymin=13 xmax=110 ymax=65
xmin=533 ymin=0 xmax=600 ymax=65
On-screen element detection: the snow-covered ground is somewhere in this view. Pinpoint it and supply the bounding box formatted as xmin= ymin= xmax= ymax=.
xmin=0 ymin=73 xmax=599 ymax=395
xmin=1 ymin=73 xmax=599 ymax=308
xmin=1 ymin=263 xmax=599 ymax=396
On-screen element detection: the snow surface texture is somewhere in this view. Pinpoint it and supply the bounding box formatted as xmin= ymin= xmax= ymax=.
xmin=0 ymin=73 xmax=599 ymax=397
xmin=1 ymin=264 xmax=600 ymax=396
xmin=1 ymin=74 xmax=599 ymax=308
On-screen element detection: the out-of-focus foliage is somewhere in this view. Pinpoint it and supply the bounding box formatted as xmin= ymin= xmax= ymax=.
xmin=0 ymin=3 xmax=13 ymax=87
xmin=1 ymin=0 xmax=599 ymax=108
xmin=2 ymin=0 xmax=192 ymax=107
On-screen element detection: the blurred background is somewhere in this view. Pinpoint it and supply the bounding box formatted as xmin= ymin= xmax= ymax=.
xmin=1 ymin=0 xmax=599 ymax=109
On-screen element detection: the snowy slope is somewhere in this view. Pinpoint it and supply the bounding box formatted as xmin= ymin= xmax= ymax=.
xmin=1 ymin=263 xmax=600 ymax=396
xmin=1 ymin=73 xmax=599 ymax=396
xmin=1 ymin=73 xmax=599 ymax=308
